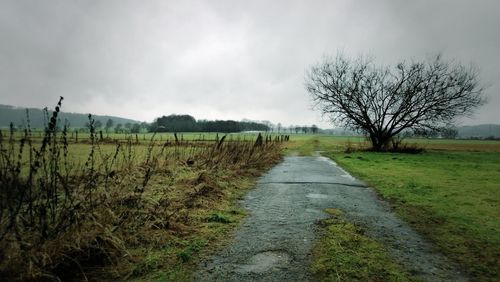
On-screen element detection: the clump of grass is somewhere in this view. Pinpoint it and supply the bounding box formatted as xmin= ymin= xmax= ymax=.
xmin=207 ymin=212 xmax=231 ymax=223
xmin=132 ymin=251 xmax=162 ymax=276
xmin=312 ymin=208 xmax=411 ymax=281
xmin=344 ymin=139 xmax=357 ymax=153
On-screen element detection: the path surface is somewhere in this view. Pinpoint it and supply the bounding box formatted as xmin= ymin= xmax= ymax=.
xmin=195 ymin=156 xmax=465 ymax=281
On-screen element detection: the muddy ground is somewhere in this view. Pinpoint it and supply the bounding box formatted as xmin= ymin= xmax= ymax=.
xmin=195 ymin=156 xmax=465 ymax=281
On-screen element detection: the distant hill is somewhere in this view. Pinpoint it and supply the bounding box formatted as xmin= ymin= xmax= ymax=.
xmin=0 ymin=104 xmax=140 ymax=129
xmin=457 ymin=124 xmax=500 ymax=138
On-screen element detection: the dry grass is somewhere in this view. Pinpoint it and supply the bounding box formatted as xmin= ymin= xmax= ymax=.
xmin=0 ymin=100 xmax=283 ymax=280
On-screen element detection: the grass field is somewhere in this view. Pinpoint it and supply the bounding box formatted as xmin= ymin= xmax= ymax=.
xmin=2 ymin=129 xmax=499 ymax=280
xmin=286 ymin=134 xmax=500 ymax=280
xmin=0 ymin=128 xmax=284 ymax=280
xmin=7 ymin=130 xmax=273 ymax=143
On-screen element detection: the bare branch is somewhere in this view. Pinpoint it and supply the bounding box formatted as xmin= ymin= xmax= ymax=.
xmin=305 ymin=53 xmax=486 ymax=150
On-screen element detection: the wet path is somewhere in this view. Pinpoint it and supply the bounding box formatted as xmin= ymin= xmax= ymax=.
xmin=195 ymin=156 xmax=465 ymax=281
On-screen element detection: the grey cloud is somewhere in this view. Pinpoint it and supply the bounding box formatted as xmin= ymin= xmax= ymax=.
xmin=1 ymin=0 xmax=499 ymax=126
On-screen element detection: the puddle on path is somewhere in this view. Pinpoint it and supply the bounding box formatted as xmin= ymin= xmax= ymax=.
xmin=235 ymin=251 xmax=291 ymax=274
xmin=317 ymin=156 xmax=355 ymax=180
xmin=305 ymin=208 xmax=321 ymax=213
xmin=306 ymin=193 xmax=330 ymax=199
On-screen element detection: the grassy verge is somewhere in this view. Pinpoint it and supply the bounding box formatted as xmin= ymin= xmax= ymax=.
xmin=128 ymin=167 xmax=268 ymax=281
xmin=324 ymin=151 xmax=500 ymax=280
xmin=312 ymin=208 xmax=412 ymax=281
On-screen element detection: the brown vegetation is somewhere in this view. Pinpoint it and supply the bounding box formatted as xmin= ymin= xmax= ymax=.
xmin=0 ymin=99 xmax=283 ymax=280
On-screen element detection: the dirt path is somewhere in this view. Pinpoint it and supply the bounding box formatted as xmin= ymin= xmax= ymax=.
xmin=195 ymin=156 xmax=465 ymax=281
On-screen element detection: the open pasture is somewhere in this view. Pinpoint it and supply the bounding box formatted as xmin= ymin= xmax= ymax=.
xmin=285 ymin=134 xmax=500 ymax=155
xmin=3 ymin=130 xmax=279 ymax=144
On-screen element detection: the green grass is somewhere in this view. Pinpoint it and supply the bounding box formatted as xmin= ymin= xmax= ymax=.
xmin=284 ymin=134 xmax=365 ymax=156
xmin=6 ymin=131 xmax=285 ymax=143
xmin=284 ymin=134 xmax=500 ymax=280
xmin=312 ymin=208 xmax=412 ymax=281
xmin=324 ymin=150 xmax=500 ymax=280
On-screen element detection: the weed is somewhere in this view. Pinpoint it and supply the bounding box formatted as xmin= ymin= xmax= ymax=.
xmin=177 ymin=250 xmax=192 ymax=263
xmin=0 ymin=99 xmax=284 ymax=280
xmin=133 ymin=252 xmax=161 ymax=276
xmin=207 ymin=213 xmax=231 ymax=223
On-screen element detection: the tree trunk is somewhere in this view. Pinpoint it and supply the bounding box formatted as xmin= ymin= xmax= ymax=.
xmin=369 ymin=131 xmax=392 ymax=151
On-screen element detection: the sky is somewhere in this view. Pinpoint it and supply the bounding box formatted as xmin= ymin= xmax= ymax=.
xmin=1 ymin=0 xmax=499 ymax=128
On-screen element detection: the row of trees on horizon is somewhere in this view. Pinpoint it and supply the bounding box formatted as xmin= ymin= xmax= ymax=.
xmin=2 ymin=110 xmax=321 ymax=134
xmin=149 ymin=114 xmax=322 ymax=134
xmin=3 ymin=107 xmax=497 ymax=139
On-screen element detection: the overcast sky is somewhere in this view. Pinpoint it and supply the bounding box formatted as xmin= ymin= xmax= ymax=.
xmin=1 ymin=0 xmax=499 ymax=127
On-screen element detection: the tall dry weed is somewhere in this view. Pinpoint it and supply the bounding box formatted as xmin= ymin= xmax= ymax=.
xmin=0 ymin=98 xmax=284 ymax=280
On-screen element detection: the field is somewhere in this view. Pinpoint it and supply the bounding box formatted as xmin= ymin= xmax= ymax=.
xmin=286 ymin=134 xmax=500 ymax=280
xmin=2 ymin=127 xmax=499 ymax=280
xmin=0 ymin=126 xmax=285 ymax=280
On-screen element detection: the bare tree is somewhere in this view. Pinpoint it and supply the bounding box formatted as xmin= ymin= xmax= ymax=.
xmin=305 ymin=54 xmax=485 ymax=150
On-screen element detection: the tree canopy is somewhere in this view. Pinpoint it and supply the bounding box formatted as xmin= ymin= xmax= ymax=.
xmin=149 ymin=114 xmax=269 ymax=133
xmin=305 ymin=54 xmax=485 ymax=150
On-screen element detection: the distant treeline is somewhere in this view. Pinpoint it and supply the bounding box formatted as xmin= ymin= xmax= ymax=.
xmin=0 ymin=104 xmax=139 ymax=129
xmin=149 ymin=114 xmax=269 ymax=133
xmin=1 ymin=104 xmax=270 ymax=133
